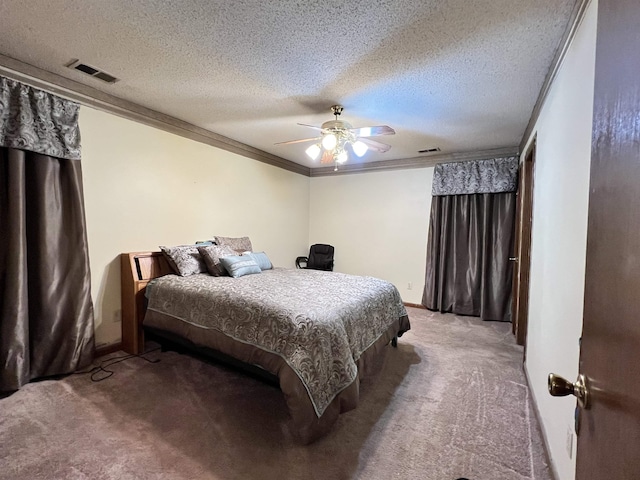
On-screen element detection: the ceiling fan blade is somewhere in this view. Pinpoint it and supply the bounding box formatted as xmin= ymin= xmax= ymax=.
xmin=297 ymin=123 xmax=324 ymax=131
xmin=349 ymin=125 xmax=395 ymax=137
xmin=320 ymin=150 xmax=334 ymax=164
xmin=358 ymin=137 xmax=392 ymax=153
xmin=274 ymin=136 xmax=321 ymax=145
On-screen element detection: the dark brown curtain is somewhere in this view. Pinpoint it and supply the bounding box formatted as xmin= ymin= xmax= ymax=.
xmin=0 ymin=76 xmax=94 ymax=391
xmin=422 ymin=192 xmax=516 ymax=321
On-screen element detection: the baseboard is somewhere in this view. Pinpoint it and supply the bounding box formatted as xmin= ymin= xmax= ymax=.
xmin=95 ymin=342 xmax=123 ymax=358
xmin=403 ymin=302 xmax=426 ymax=309
xmin=524 ymin=366 xmax=560 ymax=480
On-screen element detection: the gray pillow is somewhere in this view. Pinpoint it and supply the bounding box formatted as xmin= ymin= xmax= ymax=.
xmin=244 ymin=251 xmax=272 ymax=270
xmin=197 ymin=244 xmax=236 ymax=276
xmin=214 ymin=235 xmax=253 ymax=254
xmin=160 ymin=245 xmax=207 ymax=276
xmin=219 ymin=255 xmax=261 ymax=278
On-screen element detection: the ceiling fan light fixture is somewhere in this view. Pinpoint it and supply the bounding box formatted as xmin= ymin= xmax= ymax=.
xmin=322 ymin=133 xmax=337 ymax=150
xmin=277 ymin=106 xmax=395 ymax=168
xmin=305 ymin=143 xmax=321 ymax=160
xmin=352 ymin=140 xmax=368 ymax=157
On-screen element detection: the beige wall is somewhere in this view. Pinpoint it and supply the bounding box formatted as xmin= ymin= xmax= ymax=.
xmin=81 ymin=106 xmax=434 ymax=347
xmin=309 ymin=168 xmax=434 ymax=304
xmin=80 ymin=107 xmax=310 ymax=347
xmin=523 ymin=2 xmax=597 ymax=479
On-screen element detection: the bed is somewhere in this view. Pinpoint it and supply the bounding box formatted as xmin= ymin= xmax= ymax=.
xmin=120 ymin=251 xmax=410 ymax=443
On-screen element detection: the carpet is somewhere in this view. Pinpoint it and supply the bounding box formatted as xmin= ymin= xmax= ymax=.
xmin=0 ymin=308 xmax=552 ymax=480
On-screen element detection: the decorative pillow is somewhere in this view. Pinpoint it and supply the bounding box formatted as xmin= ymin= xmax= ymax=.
xmin=243 ymin=251 xmax=272 ymax=270
xmin=159 ymin=245 xmax=207 ymax=276
xmin=219 ymin=255 xmax=261 ymax=278
xmin=214 ymin=235 xmax=253 ymax=254
xmin=197 ymin=244 xmax=236 ymax=276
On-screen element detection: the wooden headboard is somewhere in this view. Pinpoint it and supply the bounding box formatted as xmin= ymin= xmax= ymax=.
xmin=121 ymin=251 xmax=172 ymax=354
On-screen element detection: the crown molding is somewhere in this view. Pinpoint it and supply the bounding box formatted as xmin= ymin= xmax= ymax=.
xmin=309 ymin=147 xmax=520 ymax=177
xmin=0 ymin=54 xmax=311 ymax=177
xmin=0 ymin=54 xmax=520 ymax=179
xmin=520 ymin=0 xmax=592 ymax=152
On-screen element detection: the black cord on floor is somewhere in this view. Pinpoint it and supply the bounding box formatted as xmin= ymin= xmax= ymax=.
xmin=74 ymin=347 xmax=161 ymax=382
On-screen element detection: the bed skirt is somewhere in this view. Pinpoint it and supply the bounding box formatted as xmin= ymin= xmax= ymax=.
xmin=144 ymin=309 xmax=410 ymax=444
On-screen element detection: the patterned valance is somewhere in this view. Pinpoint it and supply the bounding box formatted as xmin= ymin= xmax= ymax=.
xmin=0 ymin=75 xmax=81 ymax=160
xmin=432 ymin=156 xmax=519 ymax=196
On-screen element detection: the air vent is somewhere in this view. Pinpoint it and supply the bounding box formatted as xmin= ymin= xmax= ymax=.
xmin=418 ymin=147 xmax=441 ymax=154
xmin=67 ymin=60 xmax=119 ymax=84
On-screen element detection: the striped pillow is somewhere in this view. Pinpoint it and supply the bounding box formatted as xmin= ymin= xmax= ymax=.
xmin=243 ymin=252 xmax=272 ymax=270
xmin=219 ymin=255 xmax=261 ymax=278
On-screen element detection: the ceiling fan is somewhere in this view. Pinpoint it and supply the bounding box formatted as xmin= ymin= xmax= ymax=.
xmin=276 ymin=105 xmax=395 ymax=169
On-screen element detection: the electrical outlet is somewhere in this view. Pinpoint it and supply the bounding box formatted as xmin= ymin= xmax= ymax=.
xmin=566 ymin=424 xmax=574 ymax=458
xmin=407 ymin=282 xmax=413 ymax=290
xmin=112 ymin=309 xmax=122 ymax=323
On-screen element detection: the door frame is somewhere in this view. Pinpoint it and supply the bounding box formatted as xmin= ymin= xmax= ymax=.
xmin=512 ymin=138 xmax=536 ymax=348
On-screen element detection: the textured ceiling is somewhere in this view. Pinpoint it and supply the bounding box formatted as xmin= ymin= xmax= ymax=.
xmin=0 ymin=0 xmax=576 ymax=169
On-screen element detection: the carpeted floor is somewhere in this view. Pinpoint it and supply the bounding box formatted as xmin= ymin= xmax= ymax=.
xmin=0 ymin=308 xmax=552 ymax=480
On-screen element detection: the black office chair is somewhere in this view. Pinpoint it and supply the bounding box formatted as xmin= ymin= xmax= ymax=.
xmin=296 ymin=244 xmax=334 ymax=271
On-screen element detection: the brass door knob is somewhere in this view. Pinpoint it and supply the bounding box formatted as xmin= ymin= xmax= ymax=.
xmin=548 ymin=373 xmax=590 ymax=409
